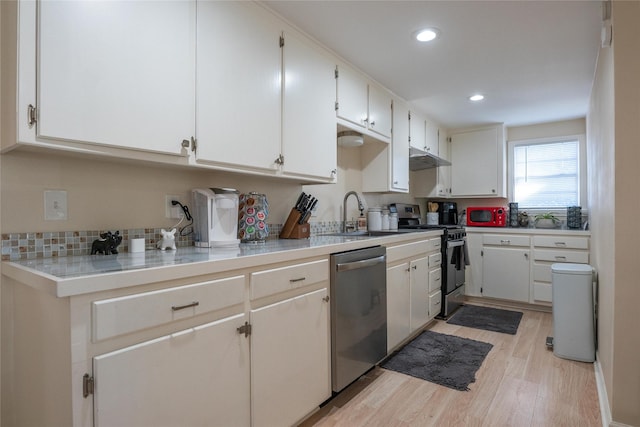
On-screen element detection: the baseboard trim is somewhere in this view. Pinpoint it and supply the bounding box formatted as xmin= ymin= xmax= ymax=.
xmin=595 ymin=354 xmax=611 ymax=427
xmin=464 ymin=296 xmax=552 ymax=313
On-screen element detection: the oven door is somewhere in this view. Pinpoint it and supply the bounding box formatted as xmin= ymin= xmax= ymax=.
xmin=446 ymin=239 xmax=466 ymax=293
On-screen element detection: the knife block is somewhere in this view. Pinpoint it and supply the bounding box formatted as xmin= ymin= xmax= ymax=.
xmin=284 ymin=223 xmax=310 ymax=239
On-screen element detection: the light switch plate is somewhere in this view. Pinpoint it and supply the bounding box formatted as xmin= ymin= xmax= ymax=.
xmin=44 ymin=190 xmax=68 ymax=221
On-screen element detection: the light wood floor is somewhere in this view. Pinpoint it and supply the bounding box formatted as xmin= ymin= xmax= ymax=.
xmin=301 ymin=305 xmax=601 ymax=427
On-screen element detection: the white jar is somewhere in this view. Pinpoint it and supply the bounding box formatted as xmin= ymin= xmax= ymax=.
xmin=367 ymin=207 xmax=382 ymax=231
xmin=381 ymin=209 xmax=390 ymax=230
xmin=389 ymin=213 xmax=398 ymax=231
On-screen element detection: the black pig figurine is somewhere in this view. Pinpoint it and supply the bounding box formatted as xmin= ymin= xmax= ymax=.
xmin=91 ymin=231 xmax=122 ymax=255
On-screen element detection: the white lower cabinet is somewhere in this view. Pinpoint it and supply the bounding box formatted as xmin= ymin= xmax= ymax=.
xmin=481 ymin=234 xmax=531 ymax=302
xmin=385 ymin=236 xmax=441 ymax=352
xmin=2 ymin=256 xmax=331 ymax=427
xmin=93 ymin=313 xmax=250 ymax=427
xmin=466 ymin=230 xmax=590 ymax=307
xmin=251 ymin=288 xmax=330 ymax=427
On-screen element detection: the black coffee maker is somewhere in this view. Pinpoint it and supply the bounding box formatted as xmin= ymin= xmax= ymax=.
xmin=437 ymin=201 xmax=458 ymax=225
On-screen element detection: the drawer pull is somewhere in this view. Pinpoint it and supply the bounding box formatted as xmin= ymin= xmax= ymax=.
xmin=290 ymin=277 xmax=306 ymax=283
xmin=555 ymin=256 xmax=567 ymax=261
xmin=554 ymin=242 xmax=567 ymax=247
xmin=434 ymin=277 xmax=441 ymax=281
xmin=171 ymin=301 xmax=199 ymax=311
xmin=434 ymin=300 xmax=441 ymax=306
xmin=322 ymin=296 xmax=330 ymax=303
xmin=500 ymin=239 xmax=511 ymax=245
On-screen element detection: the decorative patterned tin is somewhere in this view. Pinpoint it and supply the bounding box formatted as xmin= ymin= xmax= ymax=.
xmin=567 ymin=206 xmax=582 ymax=229
xmin=238 ymin=192 xmax=269 ymax=242
xmin=509 ymin=202 xmax=519 ymax=227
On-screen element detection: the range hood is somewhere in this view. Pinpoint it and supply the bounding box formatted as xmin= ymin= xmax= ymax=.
xmin=409 ymin=147 xmax=451 ymax=170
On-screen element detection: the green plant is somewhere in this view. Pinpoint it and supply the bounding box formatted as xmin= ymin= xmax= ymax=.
xmin=535 ymin=212 xmax=559 ymax=222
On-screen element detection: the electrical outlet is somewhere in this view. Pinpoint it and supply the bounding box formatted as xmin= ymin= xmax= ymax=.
xmin=44 ymin=190 xmax=68 ymax=220
xmin=165 ymin=195 xmax=182 ymax=219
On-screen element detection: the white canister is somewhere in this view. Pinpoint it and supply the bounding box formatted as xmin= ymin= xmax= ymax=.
xmin=426 ymin=212 xmax=439 ymax=225
xmin=381 ymin=209 xmax=390 ymax=230
xmin=367 ymin=207 xmax=382 ymax=231
xmin=389 ymin=213 xmax=398 ymax=231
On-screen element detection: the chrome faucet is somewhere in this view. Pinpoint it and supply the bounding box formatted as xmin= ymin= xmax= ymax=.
xmin=343 ymin=191 xmax=364 ymax=233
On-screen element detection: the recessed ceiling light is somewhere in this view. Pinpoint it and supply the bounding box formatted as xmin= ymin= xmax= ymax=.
xmin=469 ymin=94 xmax=485 ymax=102
xmin=415 ymin=28 xmax=440 ymax=42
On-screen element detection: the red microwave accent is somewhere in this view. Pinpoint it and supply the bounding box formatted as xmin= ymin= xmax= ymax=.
xmin=466 ymin=206 xmax=507 ymax=227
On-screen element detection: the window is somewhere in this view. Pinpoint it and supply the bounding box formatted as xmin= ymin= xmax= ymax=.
xmin=508 ymin=135 xmax=586 ymax=210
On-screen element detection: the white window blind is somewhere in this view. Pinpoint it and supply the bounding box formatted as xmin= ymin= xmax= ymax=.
xmin=512 ymin=140 xmax=580 ymax=208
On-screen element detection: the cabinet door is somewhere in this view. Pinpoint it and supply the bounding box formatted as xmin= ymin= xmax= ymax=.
xmin=387 ymin=263 xmax=411 ymax=351
xmin=436 ymin=129 xmax=451 ymax=196
xmin=196 ymin=1 xmax=281 ymax=171
xmin=424 ymin=118 xmax=439 ymax=154
xmin=450 ymin=126 xmax=505 ymax=197
xmin=368 ymin=84 xmax=392 ymax=139
xmin=336 ymin=65 xmax=368 ymax=128
xmin=251 ymin=288 xmax=330 ymax=427
xmin=482 ymin=247 xmax=530 ymax=302
xmin=409 ymin=111 xmax=426 ymax=151
xmin=38 ymin=1 xmax=195 ymax=155
xmin=93 ymin=313 xmax=250 ymax=427
xmin=282 ymin=31 xmax=337 ymax=181
xmin=391 ymin=98 xmax=410 ymax=191
xmin=410 ymin=256 xmax=429 ymax=332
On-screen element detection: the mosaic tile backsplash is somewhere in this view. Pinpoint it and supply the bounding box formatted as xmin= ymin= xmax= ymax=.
xmin=1 ymin=221 xmax=343 ymax=261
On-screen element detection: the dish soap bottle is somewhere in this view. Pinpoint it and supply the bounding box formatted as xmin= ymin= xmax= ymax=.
xmin=357 ymin=211 xmax=367 ymax=231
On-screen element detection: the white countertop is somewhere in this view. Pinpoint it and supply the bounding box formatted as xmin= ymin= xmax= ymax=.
xmin=464 ymin=226 xmax=590 ymax=236
xmin=2 ymin=231 xmax=442 ymax=297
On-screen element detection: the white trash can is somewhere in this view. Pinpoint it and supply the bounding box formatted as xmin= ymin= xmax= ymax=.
xmin=551 ymin=263 xmax=595 ymax=362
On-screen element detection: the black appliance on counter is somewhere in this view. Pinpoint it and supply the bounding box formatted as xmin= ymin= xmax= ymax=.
xmin=389 ymin=203 xmax=466 ymax=318
xmin=437 ymin=201 xmax=458 ymax=226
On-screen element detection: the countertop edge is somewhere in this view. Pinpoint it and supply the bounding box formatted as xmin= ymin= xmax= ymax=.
xmin=2 ymin=231 xmax=443 ymax=297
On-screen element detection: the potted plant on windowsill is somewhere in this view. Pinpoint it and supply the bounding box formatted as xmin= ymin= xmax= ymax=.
xmin=534 ymin=212 xmax=560 ymax=229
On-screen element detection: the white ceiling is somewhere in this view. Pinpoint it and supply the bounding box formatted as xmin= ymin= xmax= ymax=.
xmin=263 ymin=0 xmax=603 ymax=129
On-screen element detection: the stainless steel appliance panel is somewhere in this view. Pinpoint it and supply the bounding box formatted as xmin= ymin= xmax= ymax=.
xmin=330 ymin=246 xmax=387 ymax=393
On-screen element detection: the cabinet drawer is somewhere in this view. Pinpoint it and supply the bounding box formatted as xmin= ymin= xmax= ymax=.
xmin=533 ymin=282 xmax=552 ymax=303
xmin=483 ymin=234 xmax=530 ymax=247
xmin=429 ymin=291 xmax=442 ymax=317
xmin=427 ymin=237 xmax=442 ymax=252
xmin=93 ymin=275 xmax=245 ymax=341
xmin=428 ymin=252 xmax=442 ymax=268
xmin=428 ymin=268 xmax=441 ymax=293
xmin=533 ymin=262 xmax=553 ymax=283
xmin=251 ymin=259 xmax=329 ymax=300
xmin=533 ymin=249 xmax=588 ymax=264
xmin=533 ymin=235 xmax=589 ymax=250
xmin=386 ymin=240 xmax=430 ymax=263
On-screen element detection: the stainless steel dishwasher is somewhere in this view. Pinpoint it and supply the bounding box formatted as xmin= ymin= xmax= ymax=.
xmin=330 ymin=245 xmax=387 ymax=393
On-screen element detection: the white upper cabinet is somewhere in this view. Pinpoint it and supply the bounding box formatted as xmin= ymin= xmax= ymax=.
xmin=281 ymin=31 xmax=337 ymax=181
xmin=336 ymin=64 xmax=392 ymax=141
xmin=35 ymin=0 xmax=195 ymax=155
xmin=196 ymin=1 xmax=282 ymax=172
xmin=361 ymin=96 xmax=409 ymax=193
xmin=450 ymin=124 xmax=506 ymax=197
xmin=409 ymin=110 xmax=426 ymax=151
xmin=425 ymin=117 xmax=439 ymax=154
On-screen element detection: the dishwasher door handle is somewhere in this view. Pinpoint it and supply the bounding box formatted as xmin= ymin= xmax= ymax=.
xmin=336 ymin=255 xmax=386 ymax=272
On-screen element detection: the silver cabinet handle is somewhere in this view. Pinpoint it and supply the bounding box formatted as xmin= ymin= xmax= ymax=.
xmin=172 ymin=301 xmax=199 ymax=311
xmin=290 ymin=277 xmax=306 ymax=283
xmin=555 ymin=256 xmax=567 ymax=261
xmin=554 ymin=242 xmax=567 ymax=247
xmin=524 ymin=253 xmax=529 ymax=260
xmin=500 ymin=239 xmax=511 ymax=245
xmin=322 ymin=296 xmax=330 ymax=302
